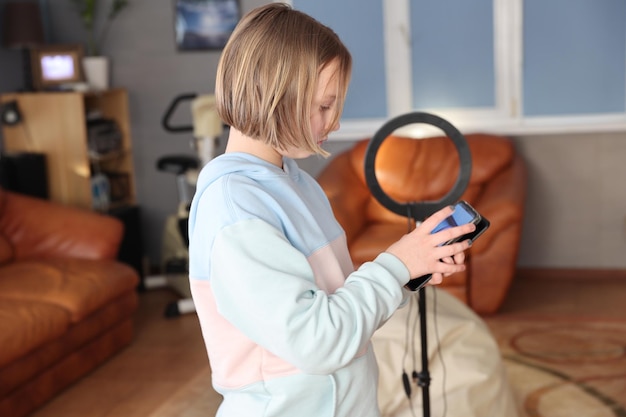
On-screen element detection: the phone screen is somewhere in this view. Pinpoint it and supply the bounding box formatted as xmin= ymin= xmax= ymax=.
xmin=431 ymin=202 xmax=478 ymax=234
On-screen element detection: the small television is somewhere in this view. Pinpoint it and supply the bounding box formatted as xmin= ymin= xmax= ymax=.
xmin=30 ymin=44 xmax=84 ymax=90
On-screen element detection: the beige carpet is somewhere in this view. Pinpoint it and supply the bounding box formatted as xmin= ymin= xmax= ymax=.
xmin=484 ymin=316 xmax=626 ymax=417
xmin=149 ymin=316 xmax=626 ymax=417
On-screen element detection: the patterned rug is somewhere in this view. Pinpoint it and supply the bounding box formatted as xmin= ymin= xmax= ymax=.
xmin=149 ymin=316 xmax=626 ymax=417
xmin=484 ymin=316 xmax=626 ymax=417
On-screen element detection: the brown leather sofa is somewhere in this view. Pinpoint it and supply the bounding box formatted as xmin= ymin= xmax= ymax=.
xmin=317 ymin=133 xmax=526 ymax=314
xmin=0 ymin=188 xmax=140 ymax=417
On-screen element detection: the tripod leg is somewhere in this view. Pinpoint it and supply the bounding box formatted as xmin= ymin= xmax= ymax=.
xmin=417 ymin=286 xmax=431 ymax=417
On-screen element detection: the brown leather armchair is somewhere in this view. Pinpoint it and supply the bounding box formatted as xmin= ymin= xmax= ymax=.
xmin=0 ymin=188 xmax=139 ymax=417
xmin=317 ymin=134 xmax=526 ymax=314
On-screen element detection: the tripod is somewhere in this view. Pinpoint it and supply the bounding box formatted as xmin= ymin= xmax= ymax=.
xmin=364 ymin=112 xmax=471 ymax=417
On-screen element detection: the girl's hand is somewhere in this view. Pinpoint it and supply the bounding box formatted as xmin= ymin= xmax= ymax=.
xmin=384 ymin=205 xmax=474 ymax=282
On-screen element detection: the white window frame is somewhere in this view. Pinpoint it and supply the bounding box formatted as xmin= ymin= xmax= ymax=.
xmin=334 ymin=0 xmax=626 ymax=140
xmin=287 ymin=0 xmax=626 ymax=140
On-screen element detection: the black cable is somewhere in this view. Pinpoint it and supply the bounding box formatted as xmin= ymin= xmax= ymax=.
xmin=402 ymin=296 xmax=413 ymax=399
xmin=408 ymin=287 xmax=448 ymax=417
xmin=432 ymin=288 xmax=448 ymax=417
xmin=402 ymin=207 xmax=418 ymax=417
xmin=402 ymin=297 xmax=418 ymax=417
xmin=411 ymin=291 xmax=420 ymax=385
xmin=21 ymin=121 xmax=36 ymax=151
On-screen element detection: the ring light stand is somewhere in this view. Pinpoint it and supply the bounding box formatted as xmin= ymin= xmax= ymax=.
xmin=364 ymin=112 xmax=472 ymax=417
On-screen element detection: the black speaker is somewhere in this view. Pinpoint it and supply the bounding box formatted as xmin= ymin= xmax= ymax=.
xmin=108 ymin=204 xmax=145 ymax=284
xmin=0 ymin=101 xmax=22 ymax=126
xmin=0 ymin=152 xmax=49 ymax=199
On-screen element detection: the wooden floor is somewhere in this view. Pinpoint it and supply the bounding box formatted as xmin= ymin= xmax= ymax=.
xmin=28 ymin=272 xmax=626 ymax=417
xmin=498 ymin=270 xmax=626 ymax=320
xmin=29 ymin=288 xmax=209 ymax=417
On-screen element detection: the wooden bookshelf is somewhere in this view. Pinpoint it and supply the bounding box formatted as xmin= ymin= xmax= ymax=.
xmin=0 ymin=88 xmax=136 ymax=211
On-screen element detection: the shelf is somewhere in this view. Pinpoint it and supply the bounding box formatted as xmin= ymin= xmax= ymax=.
xmin=0 ymin=89 xmax=136 ymax=210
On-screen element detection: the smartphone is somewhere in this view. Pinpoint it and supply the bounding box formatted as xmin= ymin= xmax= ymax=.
xmin=404 ymin=201 xmax=490 ymax=292
xmin=431 ymin=200 xmax=481 ymax=245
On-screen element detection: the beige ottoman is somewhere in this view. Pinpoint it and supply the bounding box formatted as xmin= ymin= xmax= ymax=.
xmin=373 ymin=287 xmax=519 ymax=417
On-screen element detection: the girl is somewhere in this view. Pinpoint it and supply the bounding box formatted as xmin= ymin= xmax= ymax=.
xmin=188 ymin=3 xmax=474 ymax=416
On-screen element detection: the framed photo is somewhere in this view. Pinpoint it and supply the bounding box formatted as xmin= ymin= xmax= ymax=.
xmin=30 ymin=44 xmax=84 ymax=90
xmin=174 ymin=0 xmax=241 ymax=51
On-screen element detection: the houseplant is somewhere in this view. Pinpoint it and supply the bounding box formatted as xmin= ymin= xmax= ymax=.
xmin=70 ymin=0 xmax=129 ymax=90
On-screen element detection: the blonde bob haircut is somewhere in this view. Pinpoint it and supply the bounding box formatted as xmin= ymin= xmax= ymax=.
xmin=215 ymin=3 xmax=352 ymax=157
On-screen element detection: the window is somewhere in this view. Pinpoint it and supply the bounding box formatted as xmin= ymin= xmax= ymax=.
xmin=523 ymin=0 xmax=626 ymax=116
xmin=291 ymin=0 xmax=626 ymax=139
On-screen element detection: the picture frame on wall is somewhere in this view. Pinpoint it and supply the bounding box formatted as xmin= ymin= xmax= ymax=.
xmin=30 ymin=44 xmax=84 ymax=90
xmin=174 ymin=0 xmax=241 ymax=51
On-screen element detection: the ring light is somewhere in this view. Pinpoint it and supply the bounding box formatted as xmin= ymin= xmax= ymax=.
xmin=364 ymin=112 xmax=472 ymax=221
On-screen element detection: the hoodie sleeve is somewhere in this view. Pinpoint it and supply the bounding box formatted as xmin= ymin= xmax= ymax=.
xmin=209 ymin=217 xmax=409 ymax=375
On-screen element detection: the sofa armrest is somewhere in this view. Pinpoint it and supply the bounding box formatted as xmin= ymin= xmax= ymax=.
xmin=468 ymin=154 xmax=527 ymax=313
xmin=317 ymin=152 xmax=370 ymax=245
xmin=471 ymin=154 xmax=527 ymax=254
xmin=0 ymin=189 xmax=124 ymax=261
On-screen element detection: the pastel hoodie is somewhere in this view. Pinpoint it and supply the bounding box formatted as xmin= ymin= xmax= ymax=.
xmin=188 ymin=153 xmax=410 ymax=417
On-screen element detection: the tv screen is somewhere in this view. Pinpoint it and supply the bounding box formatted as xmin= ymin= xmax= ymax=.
xmin=39 ymin=53 xmax=77 ymax=81
xmin=30 ymin=45 xmax=84 ymax=90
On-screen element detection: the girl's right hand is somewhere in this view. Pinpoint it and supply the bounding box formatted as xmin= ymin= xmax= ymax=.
xmin=384 ymin=205 xmax=475 ymax=283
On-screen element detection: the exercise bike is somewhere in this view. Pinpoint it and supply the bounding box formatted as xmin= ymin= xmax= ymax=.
xmin=143 ymin=93 xmax=223 ymax=318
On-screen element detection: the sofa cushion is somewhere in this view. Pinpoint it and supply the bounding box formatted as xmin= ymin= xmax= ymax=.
xmin=0 ymin=259 xmax=139 ymax=322
xmin=0 ymin=299 xmax=69 ymax=368
xmin=348 ymin=134 xmax=514 ymax=224
xmin=0 ymin=190 xmax=123 ymax=261
xmin=0 ymin=292 xmax=137 ymax=400
xmin=350 ymin=134 xmax=514 ymax=197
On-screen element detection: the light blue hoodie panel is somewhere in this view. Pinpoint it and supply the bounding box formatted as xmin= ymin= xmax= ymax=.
xmin=188 ymin=153 xmax=410 ymax=417
xmin=189 ymin=153 xmax=341 ymax=261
